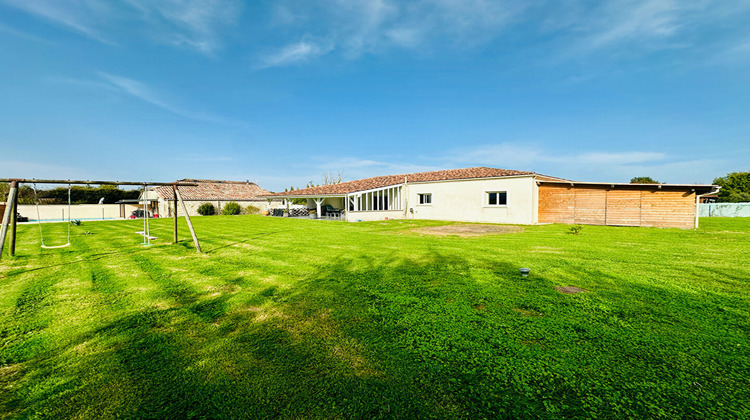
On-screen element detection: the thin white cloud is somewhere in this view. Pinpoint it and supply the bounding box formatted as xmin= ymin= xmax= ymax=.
xmin=123 ymin=0 xmax=242 ymax=54
xmin=447 ymin=142 xmax=666 ymax=167
xmin=258 ymin=40 xmax=333 ymax=68
xmin=263 ymin=0 xmax=523 ymax=65
xmin=50 ymin=73 xmax=243 ymax=125
xmin=0 ymin=21 xmax=53 ymax=43
xmin=551 ymin=0 xmax=750 ymax=58
xmin=570 ymin=151 xmax=666 ymax=165
xmin=92 ymin=72 xmax=226 ymax=123
xmin=438 ymin=142 xmax=729 ymax=183
xmin=586 ymin=0 xmax=682 ymax=49
xmin=98 ymin=73 xmax=185 ymax=115
xmin=171 ymin=154 xmax=235 ymax=162
xmin=1 ymin=0 xmax=114 ymax=43
xmin=1 ymin=0 xmax=240 ymax=54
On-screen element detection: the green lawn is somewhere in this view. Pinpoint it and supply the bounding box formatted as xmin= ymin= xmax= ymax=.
xmin=1 ymin=216 xmax=748 ymax=419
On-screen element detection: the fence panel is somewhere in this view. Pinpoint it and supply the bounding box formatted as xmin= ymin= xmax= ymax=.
xmin=699 ymin=203 xmax=750 ymax=217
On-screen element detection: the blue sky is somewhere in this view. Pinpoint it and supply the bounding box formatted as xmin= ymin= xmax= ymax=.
xmin=1 ymin=0 xmax=749 ymax=191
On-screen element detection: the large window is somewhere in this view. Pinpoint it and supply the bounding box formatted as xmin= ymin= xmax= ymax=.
xmin=349 ymin=185 xmax=403 ymax=211
xmin=418 ymin=193 xmax=432 ymax=205
xmin=486 ymin=191 xmax=507 ymax=206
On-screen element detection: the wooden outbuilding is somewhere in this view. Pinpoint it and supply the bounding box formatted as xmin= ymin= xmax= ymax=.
xmin=537 ymin=181 xmax=717 ymax=229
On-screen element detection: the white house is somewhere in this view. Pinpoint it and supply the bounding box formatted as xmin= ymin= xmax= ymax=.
xmin=262 ymin=167 xmax=719 ymax=229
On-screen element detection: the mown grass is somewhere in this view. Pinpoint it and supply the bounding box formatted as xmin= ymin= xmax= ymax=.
xmin=0 ymin=216 xmax=748 ymax=419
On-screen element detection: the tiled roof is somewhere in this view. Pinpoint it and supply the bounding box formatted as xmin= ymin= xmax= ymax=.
xmin=153 ymin=179 xmax=271 ymax=201
xmin=263 ymin=167 xmax=538 ymax=197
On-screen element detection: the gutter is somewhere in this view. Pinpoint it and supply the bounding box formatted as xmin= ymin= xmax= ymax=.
xmin=694 ymin=185 xmax=722 ymax=229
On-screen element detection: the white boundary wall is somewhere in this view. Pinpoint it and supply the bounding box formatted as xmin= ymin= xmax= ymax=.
xmin=154 ymin=199 xmax=276 ymax=217
xmin=17 ymin=204 xmax=138 ymax=220
xmin=699 ymin=203 xmax=750 ymax=217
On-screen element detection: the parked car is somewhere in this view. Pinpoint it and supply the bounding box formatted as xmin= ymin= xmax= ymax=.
xmin=129 ymin=209 xmax=158 ymax=219
xmin=16 ymin=213 xmax=28 ymax=222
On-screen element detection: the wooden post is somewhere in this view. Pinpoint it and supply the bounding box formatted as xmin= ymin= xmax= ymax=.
xmin=174 ymin=187 xmax=201 ymax=253
xmin=0 ymin=181 xmax=19 ymax=260
xmin=172 ymin=186 xmax=178 ymax=244
xmin=10 ymin=186 xmax=18 ymax=256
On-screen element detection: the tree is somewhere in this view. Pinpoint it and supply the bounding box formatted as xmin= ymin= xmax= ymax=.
xmin=713 ymin=171 xmax=750 ymax=202
xmin=0 ymin=184 xmax=36 ymax=204
xmin=323 ymin=171 xmax=342 ymax=185
xmin=630 ymin=176 xmax=660 ymax=184
xmin=0 ymin=183 xmax=8 ymax=202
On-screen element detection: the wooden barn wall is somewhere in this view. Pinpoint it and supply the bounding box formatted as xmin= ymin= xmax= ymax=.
xmin=640 ymin=190 xmax=695 ymax=228
xmin=537 ymin=184 xmax=575 ymax=224
xmin=538 ymin=184 xmax=696 ymax=229
xmin=606 ymin=190 xmax=641 ymax=227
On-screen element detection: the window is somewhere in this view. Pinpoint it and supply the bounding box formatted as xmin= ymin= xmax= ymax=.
xmin=418 ymin=193 xmax=432 ymax=205
xmin=486 ymin=191 xmax=507 ymax=206
xmin=350 ymin=186 xmax=403 ymax=211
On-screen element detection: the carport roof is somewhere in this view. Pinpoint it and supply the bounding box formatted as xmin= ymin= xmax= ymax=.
xmin=537 ymin=180 xmax=718 ymax=194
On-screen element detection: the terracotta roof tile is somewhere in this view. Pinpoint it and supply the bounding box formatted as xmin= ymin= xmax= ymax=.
xmin=153 ymin=179 xmax=271 ymax=201
xmin=264 ymin=167 xmax=539 ymax=197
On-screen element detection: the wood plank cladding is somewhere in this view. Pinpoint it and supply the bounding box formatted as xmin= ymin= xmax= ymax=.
xmin=538 ymin=183 xmax=697 ymax=229
xmin=538 ymin=184 xmax=575 ymax=224
xmin=606 ymin=190 xmax=641 ymax=227
xmin=573 ymin=188 xmax=606 ymax=225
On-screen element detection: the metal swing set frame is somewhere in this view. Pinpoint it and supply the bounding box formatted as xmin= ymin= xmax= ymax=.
xmin=0 ymin=178 xmax=202 ymax=260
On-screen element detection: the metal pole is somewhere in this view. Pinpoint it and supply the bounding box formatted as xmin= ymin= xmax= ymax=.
xmin=175 ymin=187 xmax=201 ymax=253
xmin=0 ymin=179 xmax=198 ymax=187
xmin=0 ymin=181 xmax=19 ymax=260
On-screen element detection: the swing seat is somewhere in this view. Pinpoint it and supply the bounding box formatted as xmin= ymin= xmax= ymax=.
xmin=41 ymin=243 xmax=71 ymax=249
xmin=135 ymin=231 xmax=158 ymax=240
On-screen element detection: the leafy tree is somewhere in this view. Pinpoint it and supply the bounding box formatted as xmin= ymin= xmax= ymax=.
xmin=713 ymin=171 xmax=750 ymax=202
xmin=630 ymin=176 xmax=660 ymax=184
xmin=39 ymin=185 xmax=139 ymax=204
xmin=0 ymin=183 xmax=8 ymax=202
xmin=15 ymin=186 xmax=36 ymax=204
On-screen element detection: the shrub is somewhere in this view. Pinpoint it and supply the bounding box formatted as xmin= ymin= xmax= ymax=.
xmin=243 ymin=205 xmax=261 ymax=215
xmin=569 ymin=224 xmax=583 ymax=235
xmin=197 ymin=203 xmax=216 ymax=216
xmin=222 ymin=202 xmax=241 ymax=215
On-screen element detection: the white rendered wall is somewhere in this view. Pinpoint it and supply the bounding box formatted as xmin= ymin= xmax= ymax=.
xmin=404 ymin=176 xmax=537 ymax=224
xmin=156 ymin=199 xmax=274 ymax=217
xmin=346 ymin=210 xmax=404 ymax=222
xmin=17 ymin=204 xmax=139 ymax=221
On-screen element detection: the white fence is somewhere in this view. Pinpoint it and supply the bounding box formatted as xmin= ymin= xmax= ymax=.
xmin=698 ymin=203 xmax=750 ymax=217
xmin=17 ymin=204 xmax=139 ymax=221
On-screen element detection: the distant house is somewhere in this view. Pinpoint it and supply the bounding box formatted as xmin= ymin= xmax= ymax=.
xmin=263 ymin=167 xmax=719 ymax=229
xmin=145 ymin=179 xmax=280 ymax=216
xmin=699 ymin=192 xmax=719 ymax=203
